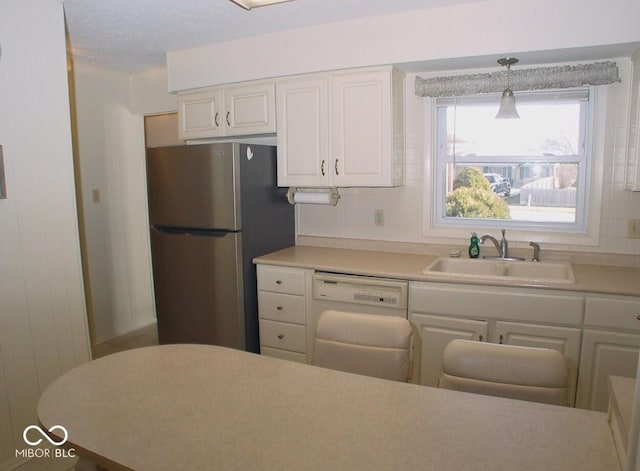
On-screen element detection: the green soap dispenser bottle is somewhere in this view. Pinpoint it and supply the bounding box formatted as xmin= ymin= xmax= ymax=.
xmin=469 ymin=232 xmax=480 ymax=258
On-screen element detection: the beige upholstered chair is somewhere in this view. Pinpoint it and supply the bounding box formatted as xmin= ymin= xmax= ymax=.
xmin=438 ymin=339 xmax=569 ymax=406
xmin=312 ymin=310 xmax=414 ymax=382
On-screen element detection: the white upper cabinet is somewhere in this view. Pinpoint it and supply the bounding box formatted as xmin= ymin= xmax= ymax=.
xmin=276 ymin=76 xmax=329 ymax=187
xmin=178 ymin=88 xmax=224 ymax=139
xmin=178 ymin=81 xmax=276 ymax=140
xmin=276 ymin=66 xmax=405 ymax=187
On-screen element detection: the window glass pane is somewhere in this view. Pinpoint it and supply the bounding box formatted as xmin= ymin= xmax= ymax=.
xmin=434 ymin=89 xmax=589 ymax=231
xmin=444 ymin=163 xmax=578 ymax=223
xmin=445 ymin=103 xmax=582 ymax=157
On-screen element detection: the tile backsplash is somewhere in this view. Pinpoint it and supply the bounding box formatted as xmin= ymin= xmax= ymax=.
xmin=297 ymin=60 xmax=640 ymax=262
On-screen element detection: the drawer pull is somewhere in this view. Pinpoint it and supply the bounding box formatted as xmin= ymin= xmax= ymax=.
xmin=637 ymin=315 xmax=640 ymax=321
xmin=277 ymin=334 xmax=284 ymax=340
xmin=275 ymin=280 xmax=283 ymax=285
xmin=478 ymin=335 xmax=483 ymax=342
xmin=276 ymin=306 xmax=283 ymax=311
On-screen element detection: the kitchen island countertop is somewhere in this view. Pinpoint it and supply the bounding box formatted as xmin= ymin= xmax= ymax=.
xmin=38 ymin=344 xmax=620 ymax=470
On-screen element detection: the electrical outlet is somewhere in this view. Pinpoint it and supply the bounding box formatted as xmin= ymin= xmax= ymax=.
xmin=92 ymin=189 xmax=101 ymax=203
xmin=629 ymin=219 xmax=640 ymax=239
xmin=374 ymin=209 xmax=384 ymax=227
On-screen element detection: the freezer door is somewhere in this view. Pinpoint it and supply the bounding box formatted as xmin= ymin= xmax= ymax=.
xmin=150 ymin=228 xmax=245 ymax=348
xmin=146 ymin=144 xmax=240 ymax=230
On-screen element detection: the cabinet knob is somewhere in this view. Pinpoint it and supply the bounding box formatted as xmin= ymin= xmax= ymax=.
xmin=636 ymin=315 xmax=640 ymax=321
xmin=276 ymin=306 xmax=283 ymax=311
xmin=275 ymin=280 xmax=282 ymax=285
xmin=277 ymin=334 xmax=284 ymax=340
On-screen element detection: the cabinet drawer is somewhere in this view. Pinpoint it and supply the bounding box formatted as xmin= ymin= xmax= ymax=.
xmin=259 ymin=319 xmax=306 ymax=353
xmin=261 ymin=346 xmax=307 ymax=364
xmin=257 ymin=265 xmax=306 ymax=295
xmin=585 ymin=296 xmax=640 ymax=332
xmin=258 ymin=292 xmax=306 ymax=324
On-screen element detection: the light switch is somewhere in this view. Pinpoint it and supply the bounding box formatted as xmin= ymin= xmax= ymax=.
xmin=91 ymin=189 xmax=100 ymax=203
xmin=628 ymin=219 xmax=640 ymax=239
xmin=374 ymin=209 xmax=384 ymax=227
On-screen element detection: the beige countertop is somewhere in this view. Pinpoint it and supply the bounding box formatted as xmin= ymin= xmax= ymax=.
xmin=38 ymin=345 xmax=620 ymax=471
xmin=254 ymin=245 xmax=640 ymax=296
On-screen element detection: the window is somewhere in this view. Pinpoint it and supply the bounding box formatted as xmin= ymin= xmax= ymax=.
xmin=432 ymin=88 xmax=594 ymax=235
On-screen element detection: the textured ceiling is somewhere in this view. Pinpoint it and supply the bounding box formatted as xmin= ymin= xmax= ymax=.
xmin=62 ymin=0 xmax=473 ymax=72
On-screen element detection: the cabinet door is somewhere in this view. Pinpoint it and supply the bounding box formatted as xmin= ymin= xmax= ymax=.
xmin=276 ymin=77 xmax=329 ymax=187
xmin=177 ymin=89 xmax=223 ymax=140
xmin=410 ymin=313 xmax=488 ymax=387
xmin=495 ymin=321 xmax=581 ymax=406
xmin=576 ymin=329 xmax=640 ymax=411
xmin=330 ymin=69 xmax=393 ymax=187
xmin=225 ymin=82 xmax=276 ymax=136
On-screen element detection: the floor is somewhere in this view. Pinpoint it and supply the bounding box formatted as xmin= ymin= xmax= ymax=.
xmin=15 ymin=324 xmax=159 ymax=471
xmin=91 ymin=323 xmax=159 ymax=359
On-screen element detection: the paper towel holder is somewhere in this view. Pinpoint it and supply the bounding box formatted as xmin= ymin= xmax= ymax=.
xmin=286 ymin=187 xmax=339 ymax=206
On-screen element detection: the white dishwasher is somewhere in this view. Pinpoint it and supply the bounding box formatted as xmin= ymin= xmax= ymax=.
xmin=312 ymin=272 xmax=408 ymax=316
xmin=310 ymin=273 xmax=409 ymax=351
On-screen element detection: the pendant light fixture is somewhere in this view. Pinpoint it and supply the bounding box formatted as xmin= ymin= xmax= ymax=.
xmin=495 ymin=57 xmax=520 ymax=119
xmin=230 ymin=0 xmax=295 ymax=9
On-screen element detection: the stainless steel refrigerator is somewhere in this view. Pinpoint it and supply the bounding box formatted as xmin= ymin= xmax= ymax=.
xmin=146 ymin=143 xmax=294 ymax=352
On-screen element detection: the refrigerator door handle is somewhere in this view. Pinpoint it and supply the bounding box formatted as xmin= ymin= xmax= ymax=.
xmin=152 ymin=226 xmax=232 ymax=237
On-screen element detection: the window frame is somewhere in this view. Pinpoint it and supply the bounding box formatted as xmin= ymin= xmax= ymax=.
xmin=422 ymin=86 xmax=605 ymax=247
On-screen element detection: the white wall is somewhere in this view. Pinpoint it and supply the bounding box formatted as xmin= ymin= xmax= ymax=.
xmin=72 ymin=63 xmax=158 ymax=343
xmin=0 ymin=1 xmax=90 ymax=468
xmin=168 ymin=0 xmax=640 ymax=91
xmin=130 ymin=67 xmax=177 ymax=115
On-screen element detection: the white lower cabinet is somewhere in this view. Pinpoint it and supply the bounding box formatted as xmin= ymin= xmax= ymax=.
xmin=576 ymin=295 xmax=640 ymax=411
xmin=409 ymin=282 xmax=583 ymax=406
xmin=495 ymin=321 xmax=582 ymax=405
xmin=411 ymin=314 xmax=488 ymax=387
xmin=256 ymin=264 xmax=314 ymax=363
xmin=253 ymin=266 xmax=640 ymax=411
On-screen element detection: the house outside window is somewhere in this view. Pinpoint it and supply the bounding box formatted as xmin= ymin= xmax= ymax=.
xmin=431 ymin=88 xmax=596 ymax=238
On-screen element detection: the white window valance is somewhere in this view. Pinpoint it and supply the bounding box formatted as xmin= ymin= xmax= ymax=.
xmin=415 ymin=61 xmax=620 ymax=97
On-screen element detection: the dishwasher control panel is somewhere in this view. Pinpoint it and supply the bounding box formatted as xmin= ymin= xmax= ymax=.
xmin=312 ymin=273 xmax=408 ymax=310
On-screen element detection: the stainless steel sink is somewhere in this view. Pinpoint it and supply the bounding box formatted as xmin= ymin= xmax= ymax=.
xmin=422 ymin=257 xmax=575 ymax=284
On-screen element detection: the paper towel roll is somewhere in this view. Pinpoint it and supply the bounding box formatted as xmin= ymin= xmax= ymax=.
xmin=293 ymin=191 xmax=333 ymax=204
xmin=287 ymin=187 xmax=339 ymax=206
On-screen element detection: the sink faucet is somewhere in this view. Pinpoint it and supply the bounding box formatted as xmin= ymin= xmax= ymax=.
xmin=529 ymin=241 xmax=541 ymax=262
xmin=480 ymin=229 xmax=509 ymax=259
